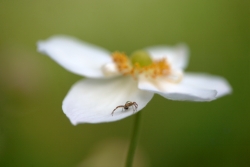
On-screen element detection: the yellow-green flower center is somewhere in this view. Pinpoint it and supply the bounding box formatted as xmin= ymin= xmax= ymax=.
xmin=111 ymin=51 xmax=172 ymax=79
xmin=130 ymin=50 xmax=153 ymax=67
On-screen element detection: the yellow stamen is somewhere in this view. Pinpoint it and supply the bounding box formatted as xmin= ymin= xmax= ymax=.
xmin=112 ymin=52 xmax=181 ymax=82
xmin=112 ymin=52 xmax=131 ymax=75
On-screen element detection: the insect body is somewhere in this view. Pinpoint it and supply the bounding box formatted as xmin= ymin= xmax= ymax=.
xmin=111 ymin=101 xmax=138 ymax=116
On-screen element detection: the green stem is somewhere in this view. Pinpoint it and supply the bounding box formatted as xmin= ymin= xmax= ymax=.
xmin=125 ymin=111 xmax=142 ymax=167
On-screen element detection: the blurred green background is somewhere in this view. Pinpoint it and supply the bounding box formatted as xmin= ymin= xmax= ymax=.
xmin=0 ymin=0 xmax=249 ymax=167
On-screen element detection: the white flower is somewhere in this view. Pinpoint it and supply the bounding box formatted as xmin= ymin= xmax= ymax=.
xmin=37 ymin=35 xmax=232 ymax=125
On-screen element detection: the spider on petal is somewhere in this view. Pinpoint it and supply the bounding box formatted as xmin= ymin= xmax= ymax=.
xmin=112 ymin=101 xmax=138 ymax=116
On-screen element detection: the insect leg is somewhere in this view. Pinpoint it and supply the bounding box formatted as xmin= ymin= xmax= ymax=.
xmin=111 ymin=106 xmax=124 ymax=116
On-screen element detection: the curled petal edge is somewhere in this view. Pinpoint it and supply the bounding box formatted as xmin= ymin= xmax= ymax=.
xmin=138 ymin=75 xmax=218 ymax=101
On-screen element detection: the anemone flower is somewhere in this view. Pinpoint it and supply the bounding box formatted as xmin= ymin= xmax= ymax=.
xmin=37 ymin=35 xmax=231 ymax=125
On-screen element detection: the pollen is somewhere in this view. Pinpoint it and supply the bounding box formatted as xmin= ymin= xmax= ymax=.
xmin=112 ymin=52 xmax=131 ymax=75
xmin=140 ymin=58 xmax=171 ymax=79
xmin=112 ymin=52 xmax=172 ymax=79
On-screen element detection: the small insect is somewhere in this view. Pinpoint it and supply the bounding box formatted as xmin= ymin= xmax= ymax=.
xmin=111 ymin=101 xmax=138 ymax=116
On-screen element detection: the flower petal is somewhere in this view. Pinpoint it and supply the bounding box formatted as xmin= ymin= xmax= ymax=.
xmin=38 ymin=35 xmax=112 ymax=78
xmin=182 ymin=72 xmax=232 ymax=98
xmin=138 ymin=75 xmax=217 ymax=101
xmin=62 ymin=77 xmax=154 ymax=124
xmin=145 ymin=44 xmax=189 ymax=70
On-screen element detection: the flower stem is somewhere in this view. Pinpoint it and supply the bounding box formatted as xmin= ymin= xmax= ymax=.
xmin=125 ymin=111 xmax=142 ymax=167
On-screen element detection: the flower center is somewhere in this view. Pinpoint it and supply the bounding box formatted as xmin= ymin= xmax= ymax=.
xmin=130 ymin=50 xmax=153 ymax=67
xmin=112 ymin=51 xmax=173 ymax=79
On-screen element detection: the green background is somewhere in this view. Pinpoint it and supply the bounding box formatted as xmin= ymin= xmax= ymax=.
xmin=0 ymin=0 xmax=249 ymax=166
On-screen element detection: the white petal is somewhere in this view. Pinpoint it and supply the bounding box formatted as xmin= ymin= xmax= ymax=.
xmin=63 ymin=77 xmax=154 ymax=124
xmin=38 ymin=35 xmax=112 ymax=78
xmin=183 ymin=72 xmax=232 ymax=98
xmin=138 ymin=75 xmax=217 ymax=101
xmin=145 ymin=44 xmax=189 ymax=70
xmin=102 ymin=62 xmax=121 ymax=77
